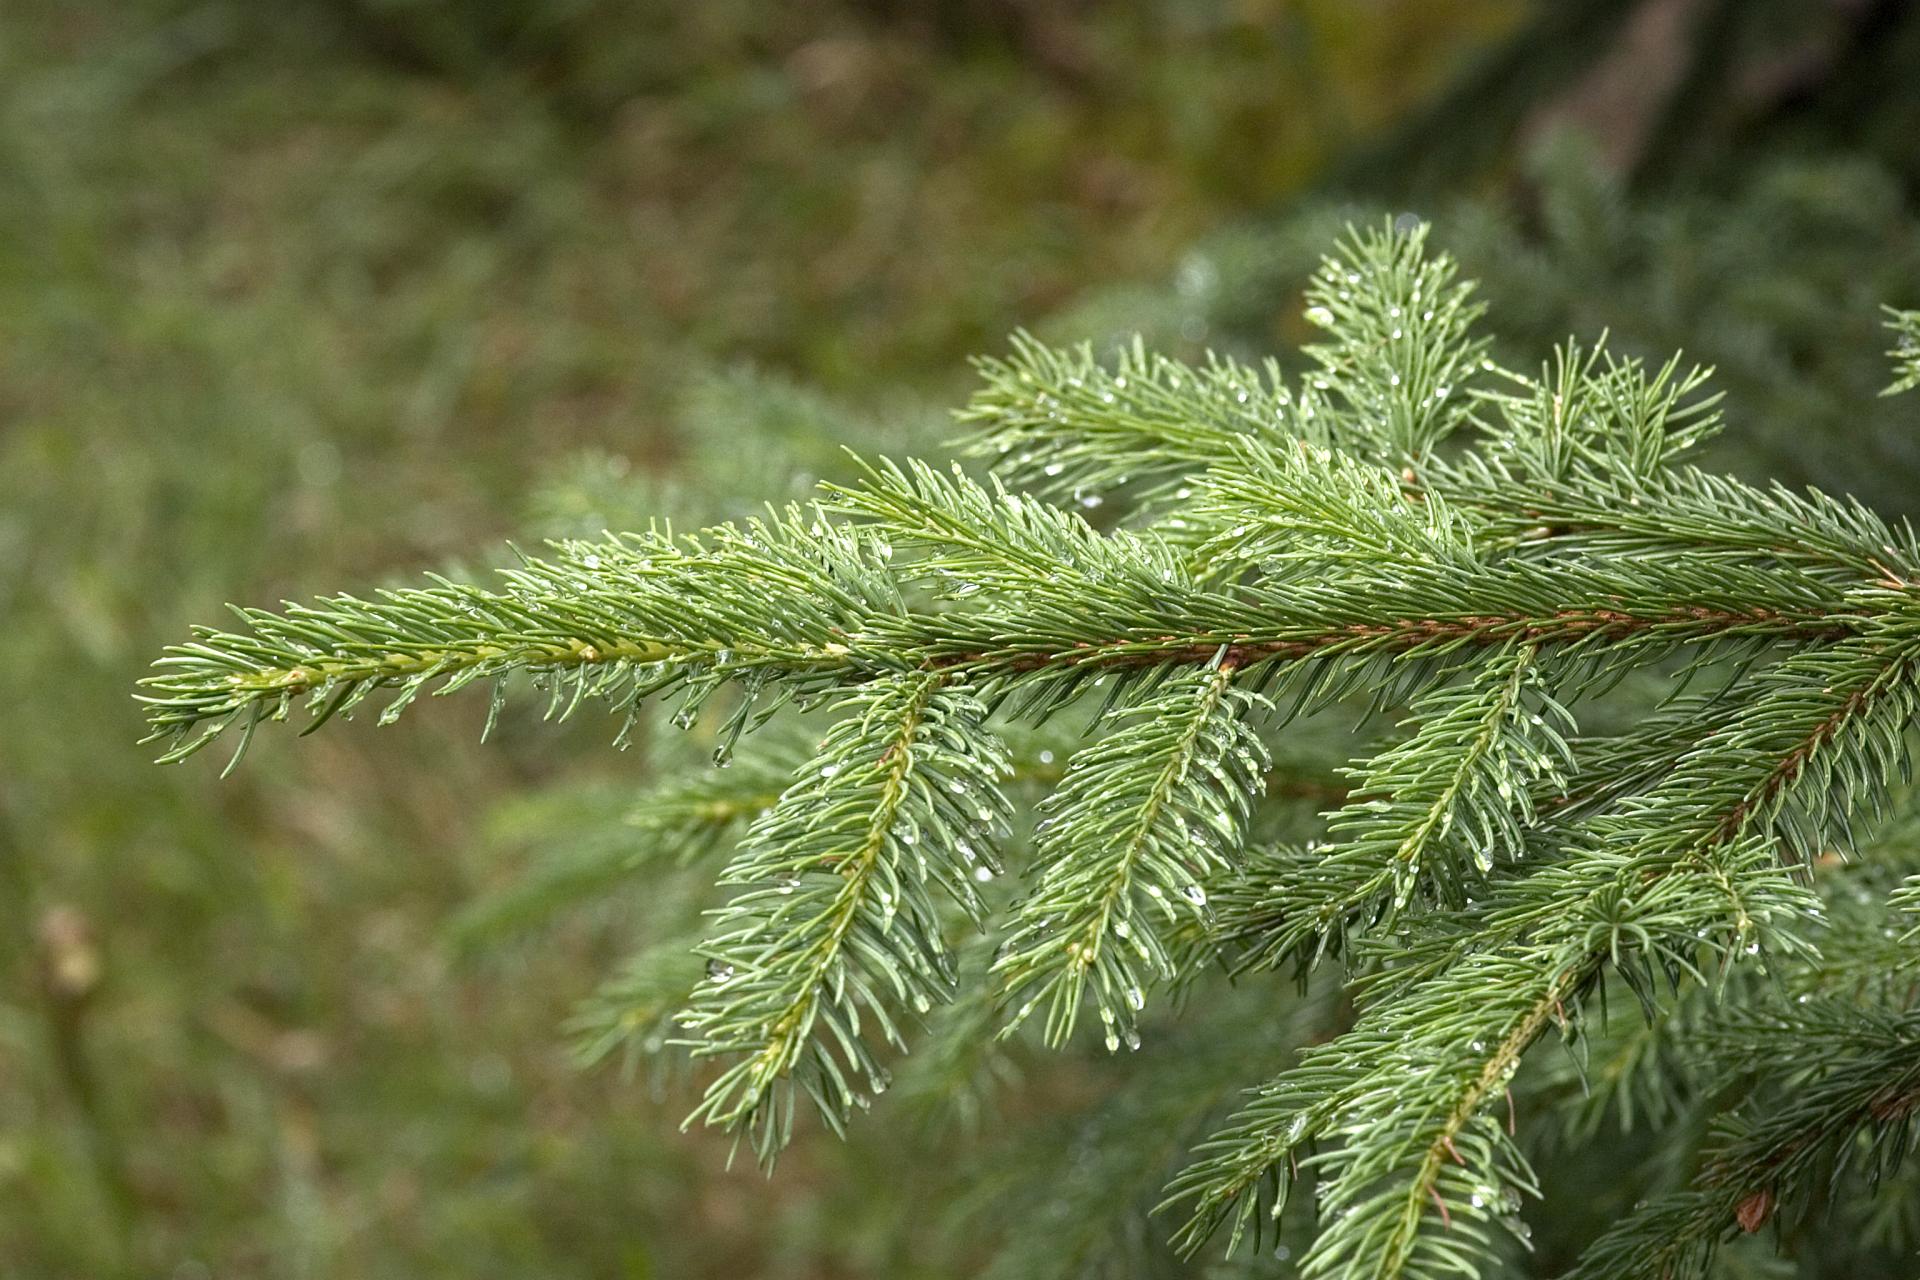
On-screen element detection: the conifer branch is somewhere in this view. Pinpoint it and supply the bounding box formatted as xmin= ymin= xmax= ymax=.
xmin=992 ymin=658 xmax=1269 ymax=1048
xmin=1172 ymin=636 xmax=1917 ymax=1276
xmin=1296 ymin=219 xmax=1491 ymax=462
xmin=142 ymin=220 xmax=1920 ymax=1276
xmin=1220 ymin=643 xmax=1574 ymax=972
xmin=1884 ymin=307 xmax=1920 ymax=397
xmin=958 ymin=332 xmax=1308 ymax=509
xmin=1565 ymin=1002 xmax=1920 ymax=1279
xmin=677 ymin=672 xmax=1012 ymax=1161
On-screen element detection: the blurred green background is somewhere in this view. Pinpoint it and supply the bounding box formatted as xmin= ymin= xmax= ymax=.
xmin=3 ymin=2 xmax=1918 ymax=1277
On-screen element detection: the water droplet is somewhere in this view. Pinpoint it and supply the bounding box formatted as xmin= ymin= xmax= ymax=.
xmin=1182 ymin=885 xmax=1207 ymax=907
xmin=705 ymin=959 xmax=735 ymax=985
xmin=1305 ymin=305 xmax=1335 ymax=327
xmin=973 ymin=865 xmax=993 ymax=882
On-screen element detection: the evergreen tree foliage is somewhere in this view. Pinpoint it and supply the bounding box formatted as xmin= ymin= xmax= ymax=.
xmin=145 ymin=223 xmax=1920 ymax=1278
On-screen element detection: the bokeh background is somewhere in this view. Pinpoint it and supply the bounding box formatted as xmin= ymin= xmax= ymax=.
xmin=3 ymin=2 xmax=1919 ymax=1276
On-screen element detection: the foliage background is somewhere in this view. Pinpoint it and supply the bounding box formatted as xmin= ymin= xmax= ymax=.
xmin=2 ymin=2 xmax=1916 ymax=1277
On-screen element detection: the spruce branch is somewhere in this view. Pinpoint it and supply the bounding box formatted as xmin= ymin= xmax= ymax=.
xmin=142 ymin=219 xmax=1920 ymax=1278
xmin=1297 ymin=218 xmax=1492 ymax=462
xmin=1193 ymin=434 xmax=1480 ymax=576
xmin=1467 ymin=340 xmax=1722 ymax=485
xmin=954 ymin=218 xmax=1490 ymax=519
xmin=137 ymin=510 xmax=897 ymax=768
xmin=447 ymin=744 xmax=801 ymax=946
xmin=1172 ymin=636 xmax=1917 ymax=1277
xmin=1220 ymin=643 xmax=1574 ymax=973
xmin=958 ymin=332 xmax=1308 ymax=510
xmin=569 ymin=937 xmax=707 ymax=1073
xmin=1564 ymin=1002 xmax=1920 ymax=1280
xmin=1884 ymin=307 xmax=1920 ymax=397
xmin=992 ymin=658 xmax=1270 ymax=1049
xmin=677 ymin=672 xmax=1012 ymax=1161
